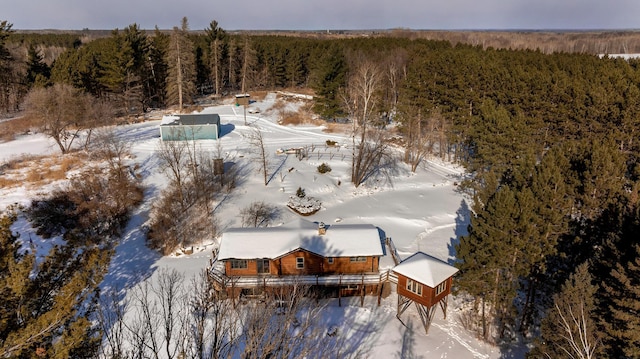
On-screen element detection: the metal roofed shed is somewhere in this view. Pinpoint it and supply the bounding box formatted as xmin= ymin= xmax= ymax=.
xmin=159 ymin=113 xmax=221 ymax=141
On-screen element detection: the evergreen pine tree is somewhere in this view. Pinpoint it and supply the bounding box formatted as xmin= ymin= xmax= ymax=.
xmin=0 ymin=210 xmax=109 ymax=357
xmin=600 ymin=243 xmax=640 ymax=357
xmin=25 ymin=43 xmax=51 ymax=88
xmin=205 ymin=20 xmax=226 ymax=96
xmin=310 ymin=44 xmax=346 ymax=120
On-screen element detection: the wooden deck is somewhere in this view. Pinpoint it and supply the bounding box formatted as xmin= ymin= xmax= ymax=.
xmin=208 ymin=259 xmax=387 ymax=290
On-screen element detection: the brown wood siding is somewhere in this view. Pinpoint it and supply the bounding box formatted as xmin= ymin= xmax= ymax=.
xmin=396 ymin=275 xmax=453 ymax=308
xmin=279 ymin=250 xmax=324 ymax=275
xmin=224 ymin=254 xmax=380 ymax=277
xmin=225 ymin=260 xmax=257 ymax=276
xmin=397 ymin=274 xmax=433 ymax=307
xmin=225 ymin=259 xmax=279 ymax=276
xmin=432 ymin=277 xmax=453 ymax=304
xmin=323 ymin=256 xmax=379 ymax=274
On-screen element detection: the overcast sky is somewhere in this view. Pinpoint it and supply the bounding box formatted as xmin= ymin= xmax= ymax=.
xmin=4 ymin=0 xmax=640 ymax=31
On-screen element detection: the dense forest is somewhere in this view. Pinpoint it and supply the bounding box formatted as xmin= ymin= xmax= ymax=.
xmin=2 ymin=17 xmax=640 ymax=357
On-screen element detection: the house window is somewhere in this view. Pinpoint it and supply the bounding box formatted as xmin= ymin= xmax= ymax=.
xmin=435 ymin=280 xmax=447 ymax=296
xmin=230 ymin=259 xmax=248 ymax=269
xmin=406 ymin=279 xmax=423 ymax=296
xmin=328 ymin=257 xmax=334 ymax=264
xmin=296 ymin=257 xmax=304 ymax=269
xmin=257 ymin=259 xmax=270 ymax=274
xmin=350 ymin=256 xmax=367 ymax=262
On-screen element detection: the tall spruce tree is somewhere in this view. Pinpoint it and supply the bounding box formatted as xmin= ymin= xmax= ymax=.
xmin=310 ymin=43 xmax=346 ymax=120
xmin=148 ymin=26 xmax=169 ymax=108
xmin=0 ymin=20 xmax=18 ymax=113
xmin=25 ymin=43 xmax=50 ymax=88
xmin=205 ymin=20 xmax=226 ymax=96
xmin=600 ymin=243 xmax=640 ymax=357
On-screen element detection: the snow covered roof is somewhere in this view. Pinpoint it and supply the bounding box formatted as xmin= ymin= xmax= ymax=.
xmin=160 ymin=113 xmax=220 ymax=126
xmin=217 ymin=218 xmax=384 ymax=260
xmin=392 ymin=252 xmax=459 ymax=288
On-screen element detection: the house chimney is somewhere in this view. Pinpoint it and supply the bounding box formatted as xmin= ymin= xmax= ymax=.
xmin=318 ymin=222 xmax=326 ymax=235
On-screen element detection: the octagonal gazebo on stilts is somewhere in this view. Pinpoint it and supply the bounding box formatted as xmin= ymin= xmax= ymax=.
xmin=392 ymin=252 xmax=459 ymax=334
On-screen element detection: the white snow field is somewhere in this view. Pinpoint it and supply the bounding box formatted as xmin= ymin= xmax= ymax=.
xmin=1 ymin=93 xmax=502 ymax=358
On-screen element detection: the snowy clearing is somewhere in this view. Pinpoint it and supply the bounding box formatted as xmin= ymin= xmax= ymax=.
xmin=0 ymin=92 xmax=501 ymax=358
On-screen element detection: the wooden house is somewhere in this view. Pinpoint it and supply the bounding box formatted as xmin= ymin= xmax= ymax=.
xmin=392 ymin=251 xmax=459 ymax=334
xmin=210 ymin=219 xmax=385 ymax=301
xmin=159 ymin=113 xmax=221 ymax=141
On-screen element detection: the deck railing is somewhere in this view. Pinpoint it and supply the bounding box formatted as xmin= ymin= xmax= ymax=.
xmin=208 ymin=258 xmax=388 ymax=289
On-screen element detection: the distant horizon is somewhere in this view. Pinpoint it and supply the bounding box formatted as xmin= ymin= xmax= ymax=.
xmin=3 ymin=0 xmax=639 ymax=33
xmin=11 ymin=27 xmax=640 ymax=33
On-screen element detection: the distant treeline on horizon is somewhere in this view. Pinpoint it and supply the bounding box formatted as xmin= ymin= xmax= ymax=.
xmin=10 ymin=28 xmax=640 ymax=54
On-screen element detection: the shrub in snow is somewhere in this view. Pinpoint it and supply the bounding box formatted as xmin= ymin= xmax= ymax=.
xmin=296 ymin=186 xmax=306 ymax=198
xmin=287 ymin=195 xmax=321 ymax=216
xmin=317 ymin=163 xmax=332 ymax=174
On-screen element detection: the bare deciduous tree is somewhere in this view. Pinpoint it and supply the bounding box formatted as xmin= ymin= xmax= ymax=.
xmin=342 ymin=57 xmax=392 ymax=186
xmin=157 ymin=134 xmax=190 ymax=208
xmin=537 ymin=263 xmax=602 ymax=359
xmin=166 ymin=17 xmax=196 ymax=111
xmin=240 ymin=201 xmax=280 ymax=227
xmin=248 ymin=125 xmax=270 ymax=186
xmin=92 ymin=127 xmax=132 ymax=180
xmin=23 ymin=83 xmax=106 ymax=154
xmin=97 ymin=290 xmax=128 ymax=359
xmin=240 ymin=35 xmax=256 ymax=94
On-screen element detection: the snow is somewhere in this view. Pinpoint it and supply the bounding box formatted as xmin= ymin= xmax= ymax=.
xmin=0 ymin=92 xmax=501 ymax=358
xmin=392 ymin=251 xmax=459 ymax=288
xmin=0 ymin=133 xmax=59 ymax=163
xmin=160 ymin=114 xmax=181 ymax=125
xmin=217 ymin=218 xmax=383 ymax=260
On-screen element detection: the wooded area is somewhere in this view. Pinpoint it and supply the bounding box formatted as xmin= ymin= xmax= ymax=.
xmin=2 ymin=18 xmax=640 ymax=357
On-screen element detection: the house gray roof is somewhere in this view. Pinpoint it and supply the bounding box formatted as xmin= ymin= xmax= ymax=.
xmin=217 ymin=218 xmax=384 ymax=260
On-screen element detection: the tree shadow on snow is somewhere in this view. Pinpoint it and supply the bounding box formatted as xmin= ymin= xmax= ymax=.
xmin=397 ymin=319 xmax=424 ymax=359
xmin=448 ymin=199 xmax=471 ymax=265
xmin=100 ymin=183 xmax=162 ymax=299
xmin=309 ymin=297 xmax=387 ymax=358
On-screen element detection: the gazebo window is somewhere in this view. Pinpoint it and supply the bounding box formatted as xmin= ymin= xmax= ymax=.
xmin=406 ymin=279 xmax=423 ymax=296
xmin=435 ymin=280 xmax=447 ymax=295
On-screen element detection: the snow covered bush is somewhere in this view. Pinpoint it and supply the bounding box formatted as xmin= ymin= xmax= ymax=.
xmin=317 ymin=163 xmax=332 ymax=174
xmin=287 ymin=195 xmax=321 ymax=216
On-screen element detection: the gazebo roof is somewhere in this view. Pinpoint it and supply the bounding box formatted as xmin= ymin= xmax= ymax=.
xmin=392 ymin=251 xmax=459 ymax=288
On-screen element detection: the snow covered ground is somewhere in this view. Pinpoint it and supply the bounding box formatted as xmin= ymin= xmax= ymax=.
xmin=0 ymin=93 xmax=502 ymax=358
